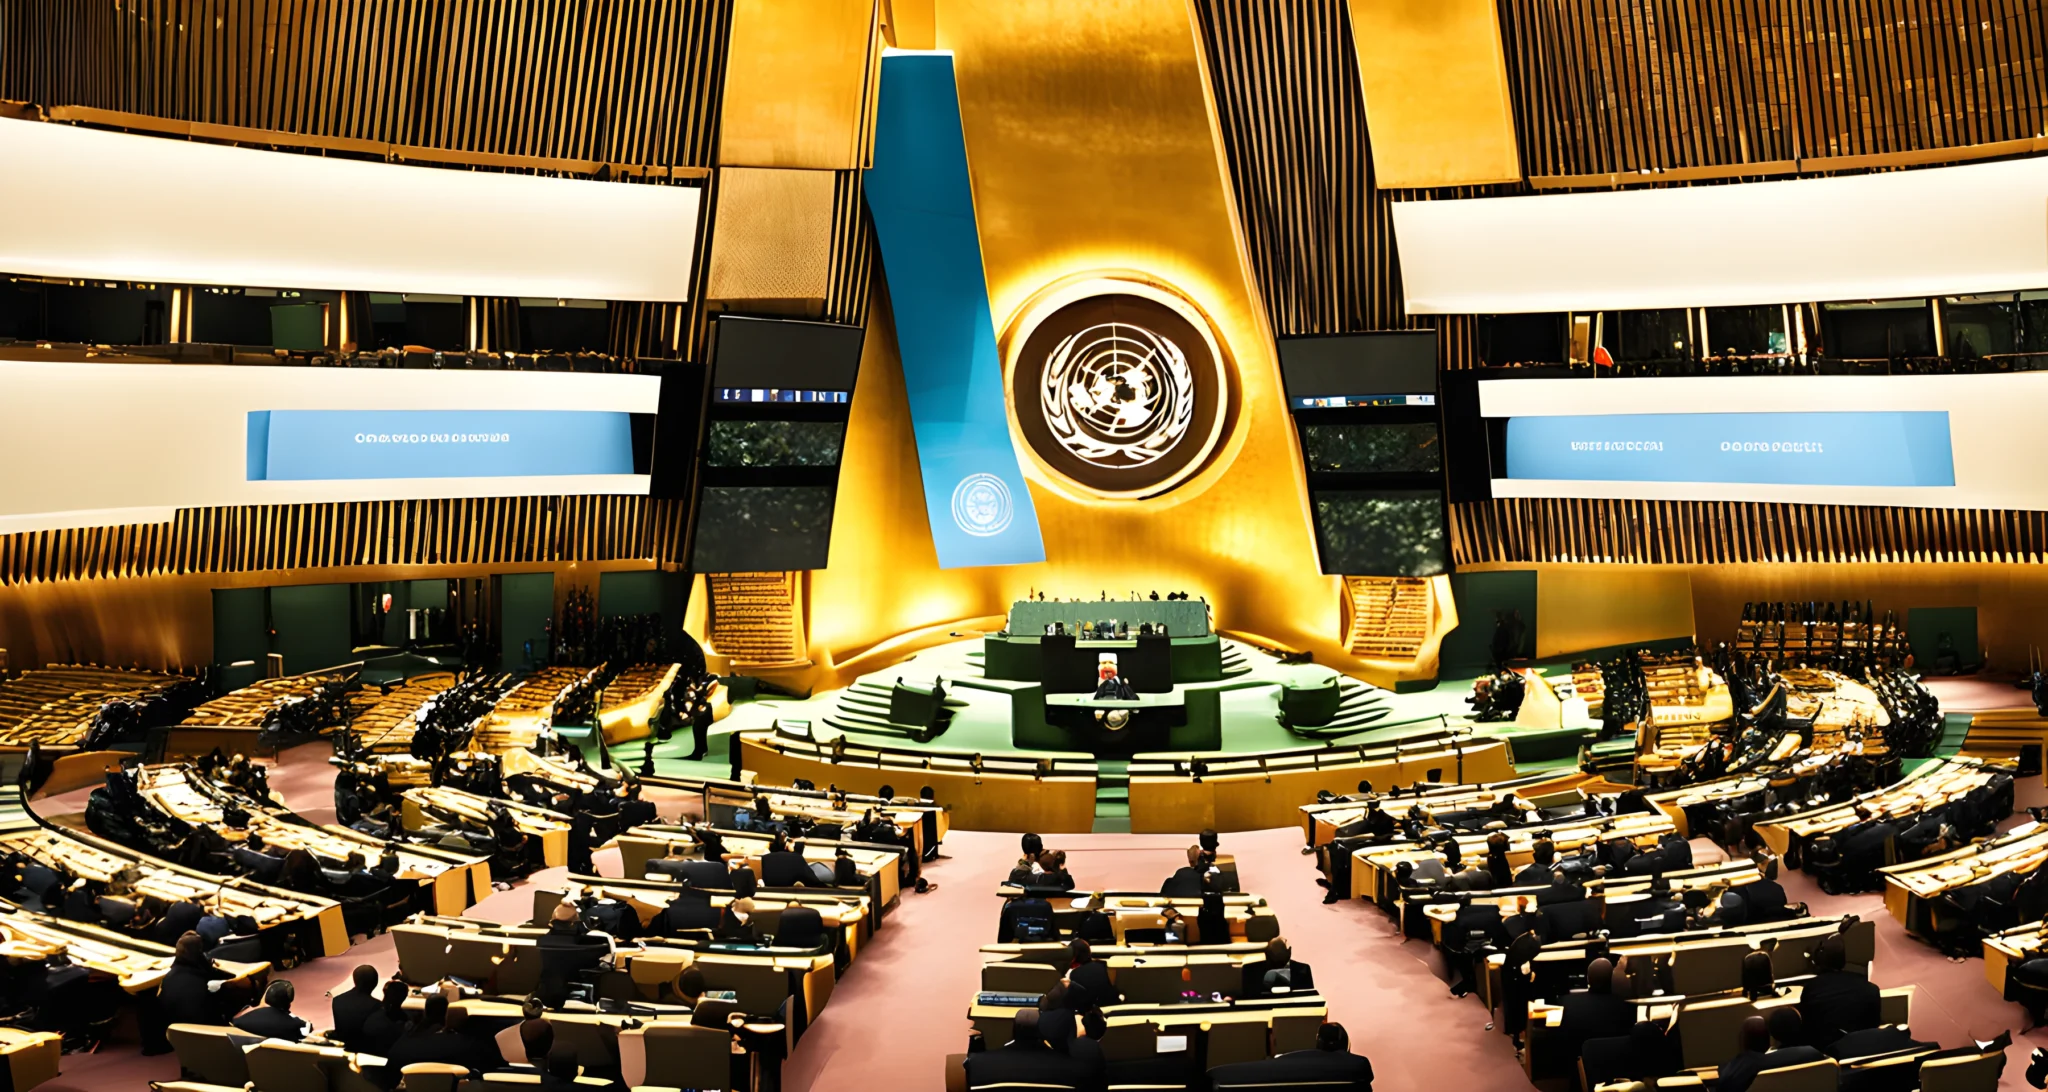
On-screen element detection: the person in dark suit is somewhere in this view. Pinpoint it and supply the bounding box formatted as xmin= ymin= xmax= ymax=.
xmin=1035 ymin=850 xmax=1077 ymax=892
xmin=157 ymin=931 xmax=240 ymax=1028
xmin=384 ymin=995 xmax=502 ymax=1078
xmin=232 ymin=979 xmax=310 ymax=1041
xmin=1739 ymin=856 xmax=1791 ymax=922
xmin=965 ymin=1012 xmax=1083 ymax=1090
xmin=1720 ymin=1011 xmax=1828 ymax=1092
xmin=1825 ymin=1024 xmax=1932 ymax=1061
xmin=1161 ymin=845 xmax=1210 ymax=897
xmin=659 ymin=880 xmax=720 ymax=933
xmin=1066 ymin=940 xmax=1118 ymax=1009
xmin=1557 ymin=958 xmax=1635 ymax=1077
xmin=1798 ymin=935 xmax=1881 ymax=1048
xmin=761 ymin=837 xmax=832 ymax=887
xmin=357 ymin=981 xmax=411 ymax=1058
xmin=1210 ymin=1022 xmax=1374 ymax=1091
xmin=1515 ymin=840 xmax=1559 ymax=886
xmin=1242 ymin=937 xmax=1314 ymax=997
xmin=331 ymin=967 xmax=385 ymax=1044
xmin=1066 ymin=1011 xmax=1107 ymax=1092
xmin=1037 ymin=985 xmax=1078 ymax=1053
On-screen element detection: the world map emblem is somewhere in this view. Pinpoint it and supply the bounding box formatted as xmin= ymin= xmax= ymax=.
xmin=951 ymin=472 xmax=1014 ymax=537
xmin=1009 ymin=288 xmax=1229 ymax=498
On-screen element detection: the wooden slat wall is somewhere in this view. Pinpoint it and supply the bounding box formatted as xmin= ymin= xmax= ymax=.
xmin=1450 ymin=499 xmax=2048 ymax=566
xmin=1196 ymin=0 xmax=2048 ymax=569
xmin=1499 ymin=0 xmax=2048 ymax=177
xmin=0 ymin=497 xmax=695 ymax=586
xmin=824 ymin=169 xmax=876 ymax=327
xmin=0 ymin=0 xmax=732 ymax=167
xmin=0 ymin=0 xmax=732 ymax=585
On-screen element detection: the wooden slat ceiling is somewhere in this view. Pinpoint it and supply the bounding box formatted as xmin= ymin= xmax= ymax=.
xmin=1194 ymin=0 xmax=2048 ymax=569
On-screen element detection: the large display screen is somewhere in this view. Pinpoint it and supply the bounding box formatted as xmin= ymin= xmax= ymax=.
xmin=710 ymin=315 xmax=864 ymax=394
xmin=0 ymin=360 xmax=662 ymax=533
xmin=1311 ymin=490 xmax=1449 ymax=577
xmin=1477 ymin=374 xmax=2048 ymax=508
xmin=1277 ymin=331 xmax=1438 ymax=407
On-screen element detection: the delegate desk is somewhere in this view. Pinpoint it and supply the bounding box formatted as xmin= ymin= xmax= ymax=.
xmin=1880 ymin=819 xmax=2048 ymax=938
xmin=392 ymin=915 xmax=836 ymax=1031
xmin=0 ymin=899 xmax=269 ymax=994
xmin=655 ymin=773 xmax=952 ymax=855
xmin=1351 ymin=812 xmax=1678 ymax=902
xmin=474 ymin=665 xmax=600 ymax=753
xmin=166 ymin=668 xmax=355 ymax=758
xmin=1642 ymin=754 xmax=1848 ymax=840
xmin=539 ymin=879 xmax=871 ymax=966
xmin=1129 ymin=730 xmax=1518 ymax=835
xmin=991 ymin=891 xmax=1279 ymax=946
xmin=615 ymin=825 xmax=901 ymax=928
xmin=968 ymin=992 xmax=1324 ymax=1071
xmin=345 ymin=674 xmax=456 ymax=754
xmin=1411 ymin=858 xmax=1765 ymax=953
xmin=980 ymin=941 xmax=1272 ymax=1000
xmin=401 ymin=785 xmax=571 ymax=868
xmin=0 ymin=787 xmax=348 ymax=957
xmin=738 ymin=728 xmax=1098 ymax=833
xmin=1298 ymin=770 xmax=1594 ymax=847
xmin=701 ymin=782 xmax=938 ymax=862
xmin=133 ymin=763 xmax=492 ymax=915
xmin=1752 ymin=756 xmax=2008 ymax=860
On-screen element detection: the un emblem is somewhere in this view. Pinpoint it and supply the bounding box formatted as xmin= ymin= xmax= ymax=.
xmin=1006 ymin=283 xmax=1229 ymax=499
xmin=951 ymin=473 xmax=1014 ymax=538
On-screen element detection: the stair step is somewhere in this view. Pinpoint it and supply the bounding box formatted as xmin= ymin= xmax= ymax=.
xmin=1096 ymin=786 xmax=1129 ymax=803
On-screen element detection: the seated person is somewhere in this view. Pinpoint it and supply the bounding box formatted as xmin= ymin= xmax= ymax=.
xmin=1092 ymin=670 xmax=1135 ymax=701
xmin=537 ymin=901 xmax=612 ymax=997
xmin=357 ymin=981 xmax=411 ymax=1057
xmin=1210 ymin=1022 xmax=1374 ymax=1091
xmin=658 ymin=879 xmax=720 ymax=933
xmin=158 ymin=931 xmax=243 ymax=1027
xmin=1718 ymin=1011 xmax=1826 ymax=1092
xmin=1798 ymin=934 xmax=1881 ymax=1048
xmin=1065 ymin=940 xmax=1118 ymax=1008
xmin=232 ymin=979 xmax=311 ymax=1042
xmin=1612 ymin=875 xmax=1685 ymax=938
xmin=1242 ymin=936 xmax=1314 ymax=997
xmin=385 ymin=994 xmax=502 ymax=1077
xmin=230 ymin=835 xmax=285 ymax=883
xmin=331 ymin=965 xmax=384 ymax=1047
xmin=1441 ymin=840 xmax=1495 ymax=893
xmin=1557 ymin=958 xmax=1634 ymax=1069
xmin=964 ymin=1011 xmax=1083 ymax=1090
xmin=761 ymin=836 xmax=834 ymax=888
xmin=1160 ymin=845 xmax=1211 ymax=897
xmin=1515 ymin=840 xmax=1559 ymax=886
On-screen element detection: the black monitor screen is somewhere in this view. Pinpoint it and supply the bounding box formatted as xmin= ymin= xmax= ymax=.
xmin=712 ymin=316 xmax=864 ymax=392
xmin=690 ymin=485 xmax=835 ymax=572
xmin=1277 ymin=331 xmax=1438 ymax=407
xmin=1310 ymin=489 xmax=1448 ymax=577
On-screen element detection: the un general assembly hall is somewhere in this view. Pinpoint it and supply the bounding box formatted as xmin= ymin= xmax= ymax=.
xmin=15 ymin=3 xmax=2048 ymax=1092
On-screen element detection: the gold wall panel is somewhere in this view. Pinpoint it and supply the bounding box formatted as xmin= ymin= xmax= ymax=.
xmin=1344 ymin=0 xmax=1520 ymax=187
xmin=719 ymin=0 xmax=880 ymax=169
xmin=882 ymin=0 xmax=937 ymax=49
xmin=1532 ymin=567 xmax=1695 ymax=659
xmin=798 ymin=0 xmax=1374 ymax=691
xmin=706 ymin=167 xmax=838 ymax=304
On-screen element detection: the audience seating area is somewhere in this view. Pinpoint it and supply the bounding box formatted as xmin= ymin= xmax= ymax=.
xmin=0 ymin=666 xmax=200 ymax=752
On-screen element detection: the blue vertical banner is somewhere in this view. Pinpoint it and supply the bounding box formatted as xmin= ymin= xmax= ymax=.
xmin=864 ymin=53 xmax=1047 ymax=569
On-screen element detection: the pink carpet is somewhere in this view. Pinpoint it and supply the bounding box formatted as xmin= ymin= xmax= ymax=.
xmin=26 ymin=744 xmax=2048 ymax=1089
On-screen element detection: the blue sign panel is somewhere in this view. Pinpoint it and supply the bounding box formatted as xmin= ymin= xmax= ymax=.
xmin=1503 ymin=411 xmax=1955 ymax=487
xmin=864 ymin=53 xmax=1046 ymax=569
xmin=246 ymin=409 xmax=636 ymax=481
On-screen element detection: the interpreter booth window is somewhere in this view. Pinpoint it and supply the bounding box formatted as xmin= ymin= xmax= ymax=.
xmin=706 ymin=420 xmax=848 ymax=468
xmin=0 ymin=276 xmax=173 ymax=346
xmin=1592 ymin=308 xmax=1693 ymax=372
xmin=1940 ymin=294 xmax=2016 ymax=365
xmin=367 ymin=292 xmax=465 ymax=352
xmin=1477 ymin=312 xmax=1567 ymax=368
xmin=1299 ymin=422 xmax=1440 ymax=474
xmin=1702 ymin=304 xmax=1792 ymax=367
xmin=192 ymin=286 xmax=341 ymax=351
xmin=690 ymin=485 xmax=836 ymax=573
xmin=1817 ymin=299 xmax=1934 ymax=366
xmin=516 ymin=298 xmax=610 ymax=353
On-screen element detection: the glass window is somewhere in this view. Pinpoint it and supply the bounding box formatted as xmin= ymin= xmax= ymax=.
xmin=1299 ymin=422 xmax=1440 ymax=474
xmin=1311 ymin=490 xmax=1448 ymax=577
xmin=706 ymin=420 xmax=848 ymax=468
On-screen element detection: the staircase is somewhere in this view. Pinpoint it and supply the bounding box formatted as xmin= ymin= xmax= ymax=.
xmin=1282 ymin=676 xmax=1399 ymax=741
xmin=1343 ymin=576 xmax=1434 ymax=660
xmin=1094 ymin=758 xmax=1130 ymax=833
xmin=1218 ymin=641 xmax=1252 ymax=677
xmin=821 ymin=674 xmax=966 ymax=741
xmin=706 ymin=573 xmax=807 ymax=667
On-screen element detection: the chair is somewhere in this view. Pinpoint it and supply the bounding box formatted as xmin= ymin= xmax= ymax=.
xmin=245 ymin=1040 xmax=331 ymax=1092
xmin=690 ymin=998 xmax=740 ymax=1029
xmin=1203 ymin=1022 xmax=1267 ymax=1070
xmin=398 ymin=1063 xmax=470 ymax=1092
xmin=629 ymin=951 xmax=693 ymax=1002
xmin=1243 ymin=916 xmax=1280 ymax=943
xmin=391 ymin=925 xmax=455 ymax=984
xmin=1747 ymin=1059 xmax=1838 ymax=1092
xmin=1674 ymin=997 xmax=1756 ymax=1070
xmin=1917 ymin=1051 xmax=2002 ymax=1092
xmin=1270 ymin=1012 xmax=1321 ymax=1055
xmin=639 ymin=1023 xmax=732 ymax=1091
xmin=167 ymin=1023 xmax=251 ymax=1087
xmin=1670 ymin=940 xmax=1749 ymax=996
xmin=774 ymin=906 xmax=825 ymax=949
